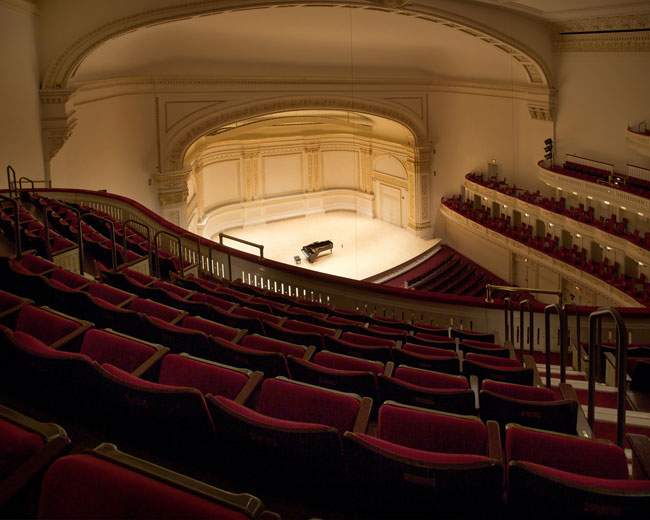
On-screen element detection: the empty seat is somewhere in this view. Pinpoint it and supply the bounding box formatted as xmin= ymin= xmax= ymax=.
xmin=264 ymin=321 xmax=326 ymax=349
xmin=240 ymin=334 xmax=315 ymax=360
xmin=158 ymin=353 xmax=262 ymax=404
xmin=287 ymin=350 xmax=387 ymax=404
xmin=37 ymin=443 xmax=280 ymax=519
xmin=343 ymin=401 xmax=503 ymax=517
xmin=463 ymin=352 xmax=534 ymax=386
xmin=9 ymin=305 xmax=91 ymax=350
xmin=407 ymin=332 xmax=456 ymax=350
xmin=0 ymin=405 xmax=70 ymax=516
xmin=450 ymin=329 xmax=495 ymax=343
xmin=379 ymin=366 xmax=475 ymax=414
xmin=458 ymin=339 xmax=510 ymax=359
xmin=0 ymin=290 xmax=32 ymax=321
xmin=206 ymin=337 xmax=293 ymax=379
xmin=78 ymin=328 xmax=168 ymax=377
xmin=324 ymin=334 xmax=393 ymax=364
xmin=206 ymin=377 xmax=371 ymax=486
xmin=506 ymin=424 xmax=650 ymax=518
xmin=141 ymin=315 xmax=222 ymax=361
xmin=181 ymin=315 xmax=246 ymax=343
xmin=480 ymin=379 xmax=579 ymax=435
xmin=126 ymin=298 xmax=187 ymax=325
xmin=393 ymin=343 xmax=460 ymax=374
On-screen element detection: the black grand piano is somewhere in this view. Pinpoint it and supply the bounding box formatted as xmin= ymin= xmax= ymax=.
xmin=301 ymin=240 xmax=334 ymax=263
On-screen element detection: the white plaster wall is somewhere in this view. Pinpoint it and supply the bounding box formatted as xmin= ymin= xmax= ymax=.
xmin=203 ymin=160 xmax=240 ymax=209
xmin=428 ymin=91 xmax=552 ymax=239
xmin=322 ymin=150 xmax=356 ymax=189
xmin=263 ymin=154 xmax=303 ymax=197
xmin=50 ymin=94 xmax=160 ymax=212
xmin=0 ymin=3 xmax=44 ymax=188
xmin=554 ymin=52 xmax=650 ymax=172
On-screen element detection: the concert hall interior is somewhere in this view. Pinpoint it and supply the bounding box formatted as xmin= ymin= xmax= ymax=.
xmin=1 ymin=1 xmax=650 ymax=519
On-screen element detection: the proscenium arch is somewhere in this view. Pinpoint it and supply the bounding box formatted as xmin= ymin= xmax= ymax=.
xmin=44 ymin=0 xmax=553 ymax=90
xmin=164 ymin=95 xmax=429 ymax=173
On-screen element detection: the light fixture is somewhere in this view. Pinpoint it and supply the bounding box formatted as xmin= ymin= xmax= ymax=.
xmin=503 ymin=205 xmax=507 ymax=208
xmin=587 ymin=196 xmax=593 ymax=200
xmin=572 ymin=191 xmax=578 ymax=196
xmin=621 ymin=206 xmax=627 ymax=210
xmin=606 ymin=246 xmax=612 ymax=251
xmin=484 ymin=196 xmax=488 ymax=201
xmin=557 ymin=187 xmax=562 ymax=191
xmin=604 ymin=201 xmax=610 ymax=205
xmin=491 ymin=159 xmax=497 ymax=164
xmin=639 ymin=212 xmax=644 ymax=216
xmin=524 ymin=258 xmax=528 ymax=263
xmin=640 ymin=262 xmax=645 ymax=267
xmin=549 ymin=223 xmax=554 ymax=227
xmin=575 ymin=286 xmax=581 ymax=292
xmin=524 ymin=213 xmax=529 ymax=217
xmin=576 ymin=233 xmax=581 ymax=238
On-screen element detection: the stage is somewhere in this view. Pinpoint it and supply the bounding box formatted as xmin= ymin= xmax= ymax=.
xmin=216 ymin=211 xmax=439 ymax=281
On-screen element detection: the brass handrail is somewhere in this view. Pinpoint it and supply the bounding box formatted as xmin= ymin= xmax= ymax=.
xmin=485 ymin=284 xmax=562 ymax=305
xmin=219 ymin=233 xmax=264 ymax=260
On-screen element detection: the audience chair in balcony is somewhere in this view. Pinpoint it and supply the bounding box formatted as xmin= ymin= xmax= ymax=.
xmin=324 ymin=334 xmax=393 ymax=364
xmin=505 ymin=424 xmax=650 ymax=518
xmin=241 ymin=334 xmax=315 ymax=362
xmin=264 ymin=321 xmax=327 ymax=350
xmin=343 ymin=401 xmax=503 ymax=518
xmin=479 ymin=379 xmax=581 ymax=436
xmin=393 ymin=343 xmax=460 ymax=374
xmin=181 ymin=315 xmax=246 ymax=344
xmin=36 ymin=443 xmax=280 ymax=519
xmin=378 ymin=366 xmax=475 ymax=415
xmin=406 ymin=332 xmax=456 ymax=350
xmin=206 ymin=377 xmax=372 ymax=488
xmin=463 ymin=352 xmax=535 ymax=386
xmin=458 ymin=339 xmax=511 ymax=359
xmin=126 ymin=298 xmax=187 ymax=325
xmin=0 ymin=405 xmax=70 ymax=517
xmin=287 ymin=350 xmax=389 ymax=406
xmin=450 ymin=329 xmax=495 ymax=343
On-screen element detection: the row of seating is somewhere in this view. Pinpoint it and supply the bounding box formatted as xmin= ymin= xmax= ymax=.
xmin=0 ymin=403 xmax=279 ymax=519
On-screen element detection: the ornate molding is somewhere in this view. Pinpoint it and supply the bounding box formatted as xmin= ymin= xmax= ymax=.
xmin=373 ymin=171 xmax=408 ymax=189
xmin=528 ymin=103 xmax=553 ymax=121
xmin=43 ymin=0 xmax=551 ymax=89
xmin=554 ymin=14 xmax=650 ymax=34
xmin=154 ymin=169 xmax=191 ymax=207
xmin=163 ymin=95 xmax=429 ymax=172
xmin=44 ymin=124 xmax=76 ymax=159
xmin=554 ymin=31 xmax=650 ymax=52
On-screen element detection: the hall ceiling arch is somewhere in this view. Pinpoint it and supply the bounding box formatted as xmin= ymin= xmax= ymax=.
xmin=43 ymin=0 xmax=553 ymax=90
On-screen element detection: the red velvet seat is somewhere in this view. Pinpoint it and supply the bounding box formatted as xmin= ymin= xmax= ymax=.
xmin=282 ymin=319 xmax=338 ymax=337
xmin=287 ymin=350 xmax=387 ymax=404
xmin=450 ymin=329 xmax=495 ymax=343
xmin=181 ymin=315 xmax=246 ymax=343
xmin=158 ymin=353 xmax=262 ymax=404
xmin=463 ymin=352 xmax=534 ymax=386
xmin=86 ymin=282 xmax=136 ymax=307
xmin=343 ymin=401 xmax=503 ymax=517
xmin=232 ymin=306 xmax=283 ymax=331
xmin=379 ymin=366 xmax=475 ymax=414
xmin=324 ymin=334 xmax=393 ymax=364
xmin=0 ymin=405 xmax=70 ymax=515
xmin=206 ymin=377 xmax=371 ymax=486
xmin=95 ymin=363 xmax=216 ymax=449
xmin=11 ymin=305 xmax=91 ymax=350
xmin=264 ymin=321 xmax=326 ymax=349
xmin=240 ymin=333 xmax=313 ymax=360
xmin=78 ymin=328 xmax=168 ymax=377
xmin=408 ymin=332 xmax=456 ymax=350
xmin=480 ymin=379 xmax=579 ymax=435
xmin=506 ymin=424 xmax=650 ymax=517
xmin=206 ymin=337 xmax=293 ymax=378
xmin=393 ymin=343 xmax=461 ymax=374
xmin=36 ymin=443 xmax=279 ymax=519
xmin=340 ymin=331 xmax=396 ymax=348
xmin=189 ymin=291 xmax=236 ymax=311
xmin=126 ymin=298 xmax=187 ymax=324
xmin=458 ymin=339 xmax=510 ymax=358
xmin=0 ymin=290 xmax=32 ymax=322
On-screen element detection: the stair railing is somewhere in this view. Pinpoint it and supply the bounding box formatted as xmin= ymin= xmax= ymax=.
xmin=519 ymin=299 xmax=534 ymax=360
xmin=543 ymin=304 xmax=568 ymax=389
xmin=122 ymin=219 xmax=152 ymax=273
xmin=81 ymin=213 xmax=116 ymax=271
xmin=587 ymin=307 xmax=628 ymax=448
xmin=504 ymin=297 xmax=514 ymax=344
xmin=6 ymin=165 xmax=17 ymax=198
xmin=564 ymin=302 xmax=582 ymax=372
xmin=0 ymin=194 xmax=22 ymax=257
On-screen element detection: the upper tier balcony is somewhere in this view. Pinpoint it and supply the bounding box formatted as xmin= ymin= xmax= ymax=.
xmin=627 ymin=125 xmax=650 ymax=159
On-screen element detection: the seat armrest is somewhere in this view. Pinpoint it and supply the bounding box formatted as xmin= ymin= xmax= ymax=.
xmin=353 ymin=396 xmax=373 ymax=434
xmin=234 ymin=371 xmax=264 ymax=406
xmin=231 ymin=328 xmax=247 ymax=344
xmin=168 ymin=310 xmax=189 ymax=326
xmin=628 ymin=433 xmax=650 ymax=480
xmin=470 ymin=375 xmax=479 ymax=410
xmin=523 ymin=354 xmax=542 ymax=388
xmin=277 ymin=316 xmax=287 ymax=326
xmin=384 ymin=361 xmax=395 ymax=377
xmin=486 ymin=420 xmax=503 ymax=466
xmin=333 ymin=328 xmax=342 ymax=339
xmin=559 ymin=382 xmax=592 ymax=438
xmin=131 ymin=345 xmax=170 ymax=379
xmin=41 ymin=306 xmax=94 ymax=350
xmin=303 ymin=345 xmax=316 ymax=361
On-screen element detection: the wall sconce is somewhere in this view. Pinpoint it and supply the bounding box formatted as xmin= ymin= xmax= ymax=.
xmin=621 ymin=206 xmax=627 ymax=211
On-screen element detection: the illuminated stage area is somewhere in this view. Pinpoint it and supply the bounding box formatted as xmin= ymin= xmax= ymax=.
xmin=219 ymin=211 xmax=439 ymax=281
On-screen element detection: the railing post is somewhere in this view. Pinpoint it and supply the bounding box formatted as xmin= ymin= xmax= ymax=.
xmin=503 ymin=297 xmax=513 ymax=343
xmin=544 ymin=304 xmax=567 ymax=388
xmin=6 ymin=165 xmax=17 ymax=198
xmin=564 ymin=302 xmax=581 ymax=372
xmin=519 ymin=299 xmax=534 ymax=360
xmin=0 ymin=194 xmax=22 ymax=258
xmin=587 ymin=307 xmax=628 ymax=447
xmin=123 ymin=219 xmax=152 ymax=274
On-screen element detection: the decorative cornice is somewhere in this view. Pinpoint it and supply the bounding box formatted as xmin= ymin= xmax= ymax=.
xmin=0 ymin=0 xmax=38 ymax=17
xmin=528 ymin=103 xmax=553 ymax=121
xmin=554 ymin=14 xmax=650 ymax=34
xmin=43 ymin=0 xmax=551 ymax=89
xmin=373 ymin=171 xmax=408 ymax=189
xmin=40 ymin=89 xmax=74 ymax=105
xmin=554 ymin=31 xmax=650 ymax=52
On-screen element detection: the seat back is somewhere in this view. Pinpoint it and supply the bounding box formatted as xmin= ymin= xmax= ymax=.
xmin=458 ymin=339 xmax=510 ymax=358
xmin=393 ymin=345 xmax=460 ymax=375
xmin=324 ymin=335 xmax=392 ymax=364
xmin=182 ymin=315 xmax=244 ymax=343
xmin=463 ymin=353 xmax=533 ymax=386
xmin=450 ymin=329 xmax=495 ymax=343
xmin=14 ymin=306 xmax=84 ymax=348
xmin=341 ymin=331 xmax=396 ymax=348
xmin=208 ymin=337 xmax=290 ymax=379
xmin=480 ymin=380 xmax=578 ymax=435
xmin=241 ymin=334 xmax=309 ymax=359
xmin=141 ymin=315 xmax=218 ymax=360
xmin=37 ymin=445 xmax=275 ymax=519
xmin=264 ymin=321 xmax=324 ymax=349
xmin=80 ymin=329 xmax=161 ymax=376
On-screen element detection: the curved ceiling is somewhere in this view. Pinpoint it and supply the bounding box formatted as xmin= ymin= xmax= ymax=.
xmin=71 ymin=5 xmax=531 ymax=86
xmin=185 ymin=109 xmax=415 ymax=162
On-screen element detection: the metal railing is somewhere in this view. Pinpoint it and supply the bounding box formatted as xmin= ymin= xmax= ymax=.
xmin=43 ymin=201 xmax=83 ymax=270
xmin=122 ymin=219 xmax=152 ymax=274
xmin=485 ymin=284 xmax=562 ymax=305
xmin=219 ymin=233 xmax=264 ymax=260
xmin=587 ymin=307 xmax=628 ymax=447
xmin=564 ymin=302 xmax=582 ymax=372
xmin=519 ymin=299 xmax=534 ymax=360
xmin=504 ymin=297 xmax=514 ymax=343
xmin=543 ymin=304 xmax=568 ymax=389
xmin=0 ymin=194 xmax=22 ymax=257
xmin=6 ymin=165 xmax=17 ymax=198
